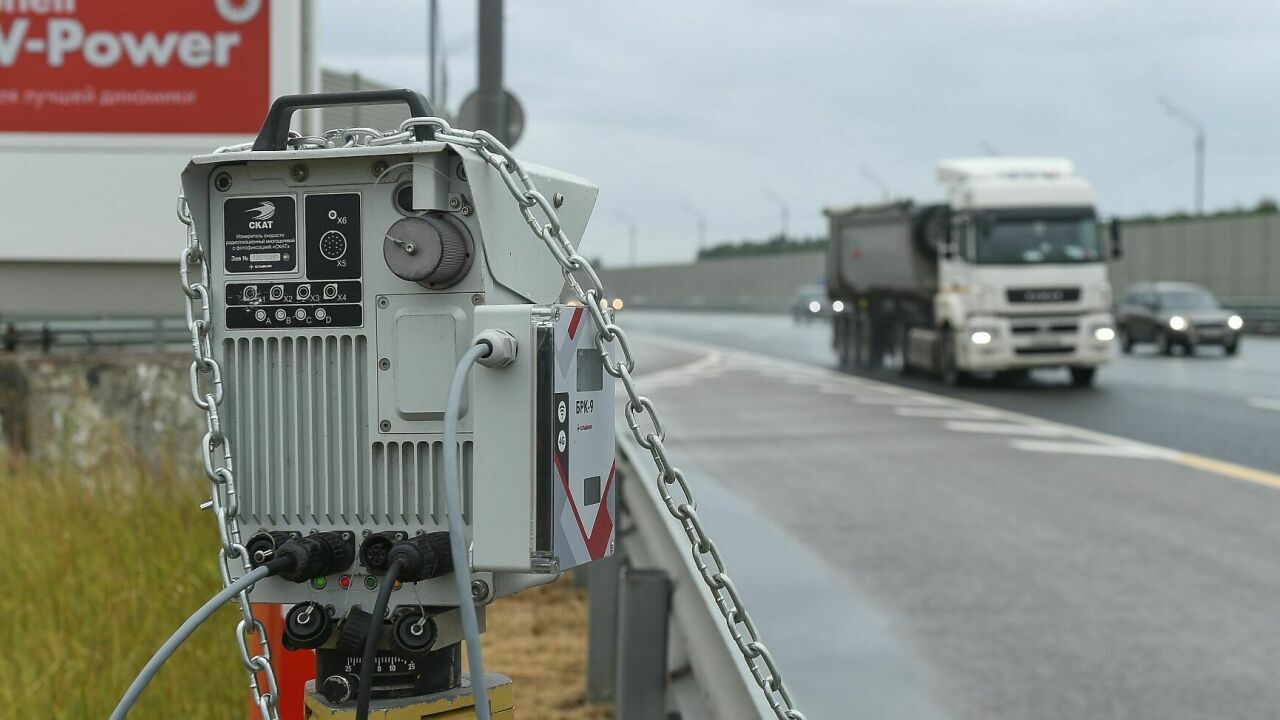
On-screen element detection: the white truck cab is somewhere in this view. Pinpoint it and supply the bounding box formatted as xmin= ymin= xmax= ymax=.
xmin=935 ymin=158 xmax=1115 ymax=382
xmin=825 ymin=157 xmax=1119 ymax=386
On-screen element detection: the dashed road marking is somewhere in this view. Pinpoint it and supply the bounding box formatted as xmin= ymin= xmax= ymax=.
xmin=944 ymin=421 xmax=1062 ymax=437
xmin=1009 ymin=440 xmax=1159 ymax=458
xmin=1248 ymin=397 xmax=1280 ymax=412
xmin=895 ymin=406 xmax=995 ymax=419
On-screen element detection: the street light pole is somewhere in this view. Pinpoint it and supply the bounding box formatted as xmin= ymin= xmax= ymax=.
xmin=859 ymin=165 xmax=891 ymax=203
xmin=762 ymin=188 xmax=789 ymax=241
xmin=1157 ymin=95 xmax=1205 ymax=214
xmin=680 ymin=201 xmax=707 ymax=256
xmin=616 ymin=213 xmax=637 ymax=267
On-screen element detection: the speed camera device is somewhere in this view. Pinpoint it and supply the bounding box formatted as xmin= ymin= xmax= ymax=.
xmin=180 ymin=90 xmax=614 ymax=701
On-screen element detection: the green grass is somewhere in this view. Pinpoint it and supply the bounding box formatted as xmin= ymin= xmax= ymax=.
xmin=0 ymin=449 xmax=242 ymax=718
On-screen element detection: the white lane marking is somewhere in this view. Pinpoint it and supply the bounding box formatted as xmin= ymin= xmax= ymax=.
xmin=857 ymin=395 xmax=947 ymax=406
xmin=817 ymin=384 xmax=865 ymax=395
xmin=1248 ymin=397 xmax=1280 ymax=412
xmin=1009 ymin=440 xmax=1160 ymax=458
xmin=944 ymin=421 xmax=1062 ymax=436
xmin=895 ymin=406 xmax=996 ymax=419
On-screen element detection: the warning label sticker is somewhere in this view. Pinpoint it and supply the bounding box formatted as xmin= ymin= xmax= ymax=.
xmin=223 ymin=196 xmax=297 ymax=274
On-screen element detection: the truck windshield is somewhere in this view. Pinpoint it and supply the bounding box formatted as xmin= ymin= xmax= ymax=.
xmin=974 ymin=213 xmax=1101 ymax=264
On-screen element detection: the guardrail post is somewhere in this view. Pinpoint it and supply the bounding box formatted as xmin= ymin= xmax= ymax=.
xmin=614 ymin=567 xmax=672 ymax=720
xmin=585 ymin=549 xmax=621 ymax=702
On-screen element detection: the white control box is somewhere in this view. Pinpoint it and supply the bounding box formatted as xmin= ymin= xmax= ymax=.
xmin=472 ymin=304 xmax=617 ymax=573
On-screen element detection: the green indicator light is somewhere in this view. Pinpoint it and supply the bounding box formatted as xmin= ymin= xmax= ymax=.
xmin=312 ymin=576 xmax=327 ymax=590
xmin=364 ymin=576 xmax=378 ymax=590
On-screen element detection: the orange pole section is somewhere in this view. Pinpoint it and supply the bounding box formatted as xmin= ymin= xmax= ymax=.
xmin=249 ymin=604 xmax=316 ymax=720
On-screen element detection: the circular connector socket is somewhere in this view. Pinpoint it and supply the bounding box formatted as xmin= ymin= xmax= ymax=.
xmin=283 ymin=602 xmax=333 ymax=650
xmin=359 ymin=532 xmax=398 ymax=573
xmin=391 ymin=610 xmax=437 ymax=655
xmin=246 ymin=531 xmax=294 ymax=568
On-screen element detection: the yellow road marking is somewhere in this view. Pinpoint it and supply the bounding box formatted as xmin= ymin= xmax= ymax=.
xmin=1173 ymin=453 xmax=1280 ymax=491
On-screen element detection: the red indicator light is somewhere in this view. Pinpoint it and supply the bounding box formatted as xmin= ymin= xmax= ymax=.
xmin=339 ymin=575 xmax=351 ymax=589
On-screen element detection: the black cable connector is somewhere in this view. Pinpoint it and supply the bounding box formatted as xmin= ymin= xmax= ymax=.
xmin=275 ymin=532 xmax=356 ymax=583
xmin=385 ymin=532 xmax=453 ymax=582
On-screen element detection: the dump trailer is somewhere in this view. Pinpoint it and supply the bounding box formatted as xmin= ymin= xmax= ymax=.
xmin=825 ymin=157 xmax=1119 ymax=386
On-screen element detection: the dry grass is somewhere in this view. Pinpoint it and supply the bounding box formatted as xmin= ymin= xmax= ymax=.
xmin=0 ymin=447 xmax=609 ymax=719
xmin=480 ymin=578 xmax=611 ymax=719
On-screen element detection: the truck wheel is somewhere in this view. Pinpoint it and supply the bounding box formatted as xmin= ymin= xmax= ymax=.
xmin=898 ymin=328 xmax=912 ymax=376
xmin=1070 ymin=366 xmax=1096 ymax=387
xmin=1225 ymin=338 xmax=1241 ymax=356
xmin=837 ymin=318 xmax=855 ymax=369
xmin=1156 ymin=329 xmax=1173 ymax=356
xmin=938 ymin=327 xmax=966 ymax=386
xmin=1119 ymin=326 xmax=1134 ymax=354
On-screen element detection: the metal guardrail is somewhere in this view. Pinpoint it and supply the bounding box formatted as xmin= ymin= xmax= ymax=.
xmin=1223 ymin=298 xmax=1280 ymax=335
xmin=583 ymin=431 xmax=773 ymax=720
xmin=0 ymin=316 xmax=188 ymax=353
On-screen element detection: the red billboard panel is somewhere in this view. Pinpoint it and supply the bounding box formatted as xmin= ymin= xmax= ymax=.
xmin=0 ymin=0 xmax=271 ymax=134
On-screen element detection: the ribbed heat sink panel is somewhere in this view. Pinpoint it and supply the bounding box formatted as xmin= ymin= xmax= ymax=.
xmin=222 ymin=335 xmax=472 ymax=528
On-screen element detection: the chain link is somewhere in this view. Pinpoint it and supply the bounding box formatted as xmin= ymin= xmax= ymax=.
xmin=178 ymin=191 xmax=279 ymax=720
xmin=178 ymin=120 xmax=804 ymax=720
xmin=394 ymin=116 xmax=808 ymax=720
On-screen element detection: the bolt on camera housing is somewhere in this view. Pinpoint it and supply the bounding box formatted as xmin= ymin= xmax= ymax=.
xmin=180 ymin=90 xmax=616 ymax=622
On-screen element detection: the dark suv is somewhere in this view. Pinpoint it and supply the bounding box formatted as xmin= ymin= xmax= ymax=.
xmin=1116 ymin=282 xmax=1243 ymax=355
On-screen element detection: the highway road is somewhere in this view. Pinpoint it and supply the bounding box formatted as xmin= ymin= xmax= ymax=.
xmin=620 ymin=310 xmax=1280 ymax=720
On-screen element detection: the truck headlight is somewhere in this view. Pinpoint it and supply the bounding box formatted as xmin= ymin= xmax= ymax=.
xmin=831 ymin=300 xmax=845 ymax=313
xmin=808 ymin=301 xmax=821 ymax=313
xmin=970 ymin=330 xmax=993 ymax=345
xmin=1168 ymin=315 xmax=1187 ymax=331
xmin=1228 ymin=314 xmax=1243 ymax=330
xmin=1093 ymin=327 xmax=1116 ymax=342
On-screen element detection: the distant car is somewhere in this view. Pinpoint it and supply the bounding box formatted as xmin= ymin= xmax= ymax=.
xmin=1116 ymin=282 xmax=1243 ymax=355
xmin=791 ymin=284 xmax=844 ymax=322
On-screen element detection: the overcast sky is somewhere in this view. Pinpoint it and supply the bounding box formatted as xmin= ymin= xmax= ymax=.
xmin=319 ymin=0 xmax=1280 ymax=267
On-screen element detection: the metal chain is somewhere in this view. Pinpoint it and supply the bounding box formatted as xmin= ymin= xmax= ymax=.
xmin=391 ymin=117 xmax=808 ymax=720
xmin=178 ymin=192 xmax=280 ymax=720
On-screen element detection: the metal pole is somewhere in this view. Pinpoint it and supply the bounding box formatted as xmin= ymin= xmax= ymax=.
xmin=763 ymin=188 xmax=788 ymax=241
xmin=1195 ymin=129 xmax=1205 ymax=215
xmin=614 ymin=568 xmax=671 ymax=720
xmin=860 ymin=165 xmax=891 ymax=202
xmin=585 ymin=552 xmax=622 ymax=703
xmin=477 ymin=0 xmax=506 ymax=141
xmin=1158 ymin=95 xmax=1206 ymax=215
xmin=428 ymin=0 xmax=438 ymax=108
xmin=680 ymin=202 xmax=707 ymax=256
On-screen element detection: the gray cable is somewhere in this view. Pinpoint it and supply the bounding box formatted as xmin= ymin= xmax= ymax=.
xmin=110 ymin=564 xmax=273 ymax=720
xmin=444 ymin=341 xmax=493 ymax=720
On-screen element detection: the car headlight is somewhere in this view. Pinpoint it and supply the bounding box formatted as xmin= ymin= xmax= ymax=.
xmin=1094 ymin=326 xmax=1116 ymax=342
xmin=808 ymin=301 xmax=821 ymax=313
xmin=1168 ymin=315 xmax=1187 ymax=331
xmin=970 ymin=330 xmax=993 ymax=345
xmin=831 ymin=300 xmax=845 ymax=313
xmin=1227 ymin=314 xmax=1243 ymax=330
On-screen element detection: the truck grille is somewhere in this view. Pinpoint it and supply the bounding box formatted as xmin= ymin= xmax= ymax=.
xmin=1015 ymin=346 xmax=1076 ymax=355
xmin=1007 ymin=287 xmax=1081 ymax=303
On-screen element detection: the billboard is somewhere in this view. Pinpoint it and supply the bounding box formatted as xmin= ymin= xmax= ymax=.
xmin=0 ymin=1 xmax=309 ymax=268
xmin=0 ymin=0 xmax=272 ymax=134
